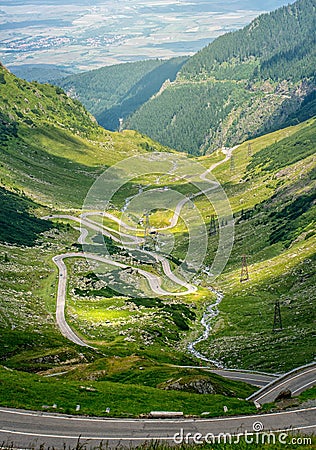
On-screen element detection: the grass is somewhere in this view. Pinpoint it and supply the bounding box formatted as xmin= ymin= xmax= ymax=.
xmin=0 ymin=365 xmax=256 ymax=418
xmin=0 ymin=226 xmax=234 ymax=415
xmin=83 ymin=360 xmax=255 ymax=397
xmin=190 ymin=119 xmax=316 ymax=372
xmin=0 ymin=224 xmax=91 ymax=372
xmin=0 ymin=63 xmax=315 ymax=416
xmin=247 ymin=118 xmax=316 ymax=173
xmin=298 ymin=385 xmax=316 ymax=403
xmin=0 ymin=187 xmax=52 ymax=245
xmin=0 ymin=65 xmax=171 ymax=208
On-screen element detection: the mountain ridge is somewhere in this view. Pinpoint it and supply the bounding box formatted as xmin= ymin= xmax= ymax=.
xmin=55 ymin=57 xmax=188 ymax=132
xmin=0 ymin=63 xmax=171 ymax=208
xmin=126 ymin=0 xmax=316 ymax=154
xmin=0 ymin=39 xmax=315 ymax=418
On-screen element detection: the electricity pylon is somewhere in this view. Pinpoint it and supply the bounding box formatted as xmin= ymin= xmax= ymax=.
xmin=209 ymin=214 xmax=217 ymax=235
xmin=240 ymin=254 xmax=249 ymax=282
xmin=142 ymin=211 xmax=150 ymax=249
xmin=273 ymin=300 xmax=283 ymax=332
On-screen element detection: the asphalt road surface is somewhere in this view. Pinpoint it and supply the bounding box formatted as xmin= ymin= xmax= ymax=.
xmin=0 ymin=407 xmax=315 ymax=449
xmin=34 ymin=148 xmax=316 ymax=449
xmin=248 ymin=363 xmax=316 ymax=404
xmin=212 ymin=370 xmax=278 ymax=388
xmin=47 ymin=149 xmax=233 ymax=350
xmin=52 ymin=250 xmax=196 ymax=348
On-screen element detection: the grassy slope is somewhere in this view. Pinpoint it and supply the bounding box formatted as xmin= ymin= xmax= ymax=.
xmin=193 ymin=118 xmax=316 ymax=372
xmin=0 ymin=63 xmax=170 ymax=207
xmin=0 ymin=366 xmax=255 ymax=418
xmin=0 ymin=65 xmax=255 ymax=416
xmin=0 ymin=63 xmax=315 ymax=415
xmin=0 ymin=224 xmax=254 ymax=417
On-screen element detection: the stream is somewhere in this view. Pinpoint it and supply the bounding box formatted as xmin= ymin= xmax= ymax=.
xmin=187 ymin=288 xmax=224 ymax=368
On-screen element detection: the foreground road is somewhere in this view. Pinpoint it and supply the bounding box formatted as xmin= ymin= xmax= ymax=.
xmin=173 ymin=365 xmax=278 ymax=387
xmin=0 ymin=407 xmax=315 ymax=448
xmin=248 ymin=363 xmax=316 ymax=404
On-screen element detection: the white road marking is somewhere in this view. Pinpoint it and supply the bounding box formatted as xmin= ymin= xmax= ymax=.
xmin=0 ymin=407 xmax=315 ymax=424
xmin=292 ymin=380 xmax=316 ymax=395
xmin=255 ymin=368 xmax=316 ymax=402
xmin=1 ymin=424 xmax=315 ymax=441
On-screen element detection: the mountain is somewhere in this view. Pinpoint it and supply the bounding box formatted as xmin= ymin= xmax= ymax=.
xmin=55 ymin=57 xmax=188 ymax=132
xmin=7 ymin=64 xmax=74 ymax=83
xmin=125 ymin=0 xmax=316 ymax=154
xmin=0 ymin=63 xmax=315 ymax=416
xmin=0 ymin=63 xmax=169 ymax=209
xmin=0 ymin=63 xmax=259 ymax=417
xmin=197 ymin=118 xmax=316 ymax=370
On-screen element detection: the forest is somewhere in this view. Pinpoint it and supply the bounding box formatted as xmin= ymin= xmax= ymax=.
xmin=126 ymin=0 xmax=316 ymax=154
xmin=57 ymin=57 xmax=187 ymax=131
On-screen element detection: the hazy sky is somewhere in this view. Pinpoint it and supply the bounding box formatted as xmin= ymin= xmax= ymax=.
xmin=0 ymin=0 xmax=295 ymax=70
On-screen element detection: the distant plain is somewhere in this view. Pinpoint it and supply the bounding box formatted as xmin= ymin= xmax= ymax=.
xmin=1 ymin=0 xmax=294 ymax=72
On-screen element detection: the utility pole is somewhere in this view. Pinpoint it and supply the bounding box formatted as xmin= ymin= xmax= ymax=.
xmin=209 ymin=214 xmax=217 ymax=235
xmin=273 ymin=300 xmax=283 ymax=332
xmin=240 ymin=255 xmax=249 ymax=282
xmin=248 ymin=142 xmax=252 ymax=157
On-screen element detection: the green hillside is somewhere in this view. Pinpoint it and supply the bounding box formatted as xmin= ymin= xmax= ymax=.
xmin=181 ymin=0 xmax=315 ymax=82
xmin=0 ymin=64 xmax=256 ymax=417
xmin=126 ymin=0 xmax=316 ymax=154
xmin=56 ymin=57 xmax=187 ymax=131
xmin=0 ymin=63 xmax=169 ymax=207
xmin=193 ymin=118 xmax=316 ymax=371
xmin=0 ymin=63 xmax=315 ymax=416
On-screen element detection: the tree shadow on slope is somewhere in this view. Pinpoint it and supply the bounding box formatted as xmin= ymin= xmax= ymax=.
xmin=0 ymin=187 xmax=52 ymax=246
xmin=96 ymin=57 xmax=187 ymax=131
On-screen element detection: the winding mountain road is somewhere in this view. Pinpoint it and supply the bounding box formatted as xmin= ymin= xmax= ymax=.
xmin=0 ymin=407 xmax=315 ymax=449
xmin=48 ymin=150 xmax=235 ymax=350
xmin=53 ymin=254 xmax=92 ymax=348
xmin=48 ymin=148 xmax=315 ymax=393
xmin=53 ymin=250 xmax=197 ymax=349
xmin=1 ymin=149 xmax=314 ymax=447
